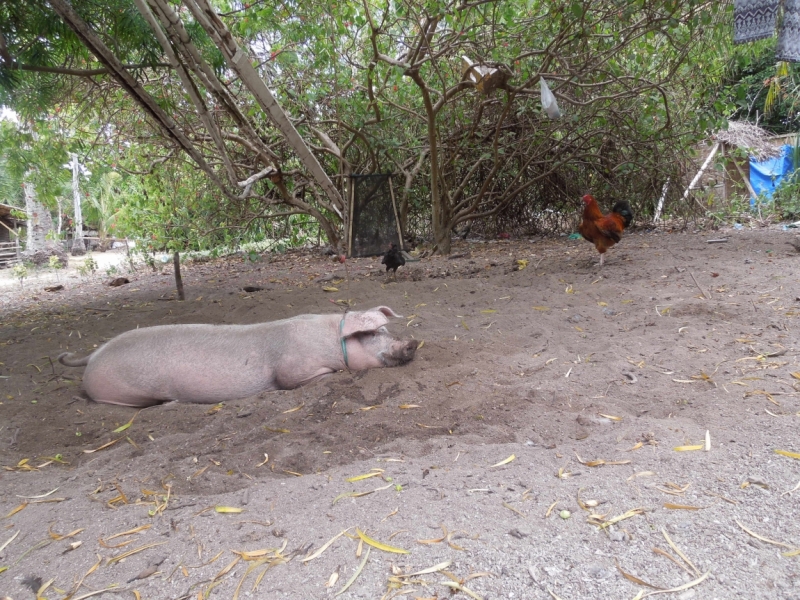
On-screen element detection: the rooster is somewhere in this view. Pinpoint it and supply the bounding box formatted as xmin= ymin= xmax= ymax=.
xmin=578 ymin=194 xmax=633 ymax=266
xmin=381 ymin=243 xmax=405 ymax=280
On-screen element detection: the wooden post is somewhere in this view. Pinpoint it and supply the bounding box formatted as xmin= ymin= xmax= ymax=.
xmin=125 ymin=239 xmax=136 ymax=273
xmin=654 ymin=178 xmax=670 ymax=223
xmin=388 ymin=176 xmax=404 ymax=250
xmin=70 ymin=153 xmax=86 ymax=256
xmin=720 ymin=145 xmax=728 ymax=204
xmin=682 ymin=143 xmax=719 ymax=200
xmin=347 ymin=175 xmax=354 ymax=257
xmin=173 ymin=251 xmax=185 ymax=301
xmin=732 ymin=160 xmax=758 ymax=199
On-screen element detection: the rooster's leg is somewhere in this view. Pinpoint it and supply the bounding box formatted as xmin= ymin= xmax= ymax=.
xmin=599 ymin=253 xmax=605 ymax=267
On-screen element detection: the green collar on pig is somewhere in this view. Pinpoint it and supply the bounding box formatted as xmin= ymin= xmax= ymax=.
xmin=339 ymin=316 xmax=349 ymax=369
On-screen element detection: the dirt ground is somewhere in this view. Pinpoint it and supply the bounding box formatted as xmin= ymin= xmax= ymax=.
xmin=1 ymin=227 xmax=799 ymax=600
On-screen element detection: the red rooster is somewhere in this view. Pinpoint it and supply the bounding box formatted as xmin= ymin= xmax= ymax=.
xmin=578 ymin=194 xmax=633 ymax=266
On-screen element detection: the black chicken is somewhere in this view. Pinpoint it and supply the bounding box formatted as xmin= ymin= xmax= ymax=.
xmin=381 ymin=243 xmax=405 ymax=280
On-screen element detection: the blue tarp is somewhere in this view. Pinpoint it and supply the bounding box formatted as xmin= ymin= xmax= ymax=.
xmin=749 ymin=144 xmax=795 ymax=200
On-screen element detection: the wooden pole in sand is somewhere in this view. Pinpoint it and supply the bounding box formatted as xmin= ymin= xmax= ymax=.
xmin=173 ymin=251 xmax=185 ymax=301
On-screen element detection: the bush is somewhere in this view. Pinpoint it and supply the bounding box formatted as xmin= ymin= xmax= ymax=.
xmin=773 ymin=174 xmax=800 ymax=219
xmin=77 ymin=255 xmax=98 ymax=277
xmin=11 ymin=263 xmax=28 ymax=287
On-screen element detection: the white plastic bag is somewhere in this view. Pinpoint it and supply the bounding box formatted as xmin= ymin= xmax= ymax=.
xmin=540 ymin=77 xmax=561 ymax=119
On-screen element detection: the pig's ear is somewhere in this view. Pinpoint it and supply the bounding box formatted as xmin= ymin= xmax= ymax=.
xmin=341 ymin=307 xmax=400 ymax=336
xmin=372 ymin=306 xmax=402 ymax=318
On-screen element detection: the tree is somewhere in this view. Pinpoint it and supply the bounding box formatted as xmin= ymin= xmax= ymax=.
xmin=70 ymin=152 xmax=85 ymax=255
xmin=711 ymin=40 xmax=800 ymax=134
xmin=23 ymin=179 xmax=54 ymax=252
xmin=1 ymin=0 xmax=733 ymax=254
xmin=48 ymin=0 xmax=347 ymax=247
xmin=2 ymin=0 xmax=348 ymax=246
xmin=84 ymin=170 xmax=121 ymax=245
xmin=0 ymin=117 xmax=70 ymax=252
xmin=353 ymin=0 xmax=727 ymax=250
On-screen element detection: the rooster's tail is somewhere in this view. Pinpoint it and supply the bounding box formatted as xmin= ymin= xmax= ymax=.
xmin=611 ymin=201 xmax=634 ymax=228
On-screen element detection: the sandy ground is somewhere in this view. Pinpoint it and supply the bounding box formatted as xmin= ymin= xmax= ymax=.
xmin=0 ymin=250 xmax=133 ymax=291
xmin=1 ymin=227 xmax=799 ymax=600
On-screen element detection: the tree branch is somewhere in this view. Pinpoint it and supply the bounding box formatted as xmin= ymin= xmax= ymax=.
xmin=1 ymin=62 xmax=171 ymax=77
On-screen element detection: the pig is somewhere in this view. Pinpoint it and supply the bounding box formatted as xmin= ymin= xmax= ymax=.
xmin=58 ymin=306 xmax=416 ymax=407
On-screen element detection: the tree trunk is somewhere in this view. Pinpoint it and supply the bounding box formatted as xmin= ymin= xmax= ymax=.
xmin=23 ymin=179 xmax=53 ymax=253
xmin=432 ymin=207 xmax=452 ymax=255
xmin=56 ymin=196 xmax=63 ymax=237
xmin=273 ymin=178 xmax=341 ymax=250
xmin=397 ymin=149 xmax=427 ymax=238
xmin=71 ymin=153 xmax=85 ymax=256
xmin=407 ymin=70 xmax=451 ymax=255
xmin=429 ymin=130 xmax=452 ymax=254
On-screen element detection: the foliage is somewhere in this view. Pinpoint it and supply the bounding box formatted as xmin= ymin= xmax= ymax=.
xmin=0 ymin=0 xmax=164 ymax=118
xmin=0 ymin=118 xmax=71 ymax=208
xmin=767 ymin=136 xmax=800 ymax=220
xmin=346 ymin=0 xmax=730 ymax=247
xmin=0 ymin=0 xmax=742 ymax=253
xmin=0 ymin=148 xmax=23 ymax=206
xmin=772 ymin=174 xmax=800 ymax=218
xmin=713 ymin=40 xmax=800 ymax=134
xmin=76 ymin=255 xmax=97 ymax=277
xmin=82 ymin=170 xmax=122 ymax=242
xmin=49 ymin=253 xmax=63 ymax=280
xmin=11 ymin=262 xmax=28 ymax=286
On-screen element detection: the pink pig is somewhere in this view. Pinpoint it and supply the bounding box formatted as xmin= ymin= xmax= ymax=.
xmin=58 ymin=306 xmax=416 ymax=407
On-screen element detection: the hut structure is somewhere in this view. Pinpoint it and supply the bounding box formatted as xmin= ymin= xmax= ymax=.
xmin=0 ymin=202 xmax=22 ymax=267
xmin=656 ymin=121 xmax=792 ymax=222
xmin=711 ymin=121 xmax=786 ymax=201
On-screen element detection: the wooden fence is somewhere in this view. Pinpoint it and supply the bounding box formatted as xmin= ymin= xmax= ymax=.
xmin=0 ymin=241 xmax=20 ymax=268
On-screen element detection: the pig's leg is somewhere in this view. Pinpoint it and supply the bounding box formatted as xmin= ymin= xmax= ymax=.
xmin=84 ymin=372 xmax=169 ymax=408
xmin=89 ymin=395 xmax=164 ymax=408
xmin=288 ymin=371 xmax=337 ymax=388
xmin=275 ymin=366 xmax=336 ymax=390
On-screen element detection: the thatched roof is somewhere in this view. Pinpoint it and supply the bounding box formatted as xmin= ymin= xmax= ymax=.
xmin=0 ymin=202 xmax=21 ymax=219
xmin=713 ymin=121 xmax=783 ymax=161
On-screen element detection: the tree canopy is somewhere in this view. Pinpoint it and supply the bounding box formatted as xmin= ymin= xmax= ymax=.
xmin=0 ymin=0 xmax=739 ymax=253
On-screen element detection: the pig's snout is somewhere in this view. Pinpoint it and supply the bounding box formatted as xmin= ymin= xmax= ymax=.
xmin=382 ymin=339 xmax=417 ymax=366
